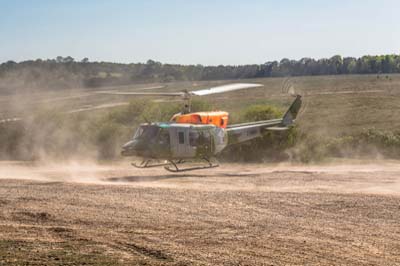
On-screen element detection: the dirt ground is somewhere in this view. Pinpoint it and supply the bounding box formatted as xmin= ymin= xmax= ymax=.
xmin=0 ymin=160 xmax=400 ymax=265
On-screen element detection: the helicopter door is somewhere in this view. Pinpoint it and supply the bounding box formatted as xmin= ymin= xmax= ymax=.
xmin=176 ymin=130 xmax=188 ymax=157
xmin=199 ymin=130 xmax=213 ymax=156
xmin=188 ymin=129 xmax=213 ymax=157
xmin=170 ymin=128 xmax=196 ymax=158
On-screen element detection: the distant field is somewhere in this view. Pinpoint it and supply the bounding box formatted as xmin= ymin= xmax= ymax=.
xmin=1 ymin=74 xmax=400 ymax=137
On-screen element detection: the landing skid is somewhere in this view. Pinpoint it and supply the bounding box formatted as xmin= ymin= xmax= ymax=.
xmin=131 ymin=159 xmax=185 ymax=169
xmin=164 ymin=158 xmax=219 ymax=173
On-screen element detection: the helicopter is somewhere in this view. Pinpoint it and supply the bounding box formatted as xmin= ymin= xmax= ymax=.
xmin=99 ymin=83 xmax=302 ymax=172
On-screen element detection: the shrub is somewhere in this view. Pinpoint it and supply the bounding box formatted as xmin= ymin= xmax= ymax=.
xmin=107 ymin=99 xmax=149 ymax=125
xmin=243 ymin=105 xmax=283 ymax=122
xmin=95 ymin=121 xmax=125 ymax=159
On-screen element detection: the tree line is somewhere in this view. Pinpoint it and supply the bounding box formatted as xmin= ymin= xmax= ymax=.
xmin=1 ymin=54 xmax=400 ymax=93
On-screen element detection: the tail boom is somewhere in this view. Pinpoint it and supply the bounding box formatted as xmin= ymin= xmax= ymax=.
xmin=225 ymin=95 xmax=302 ymax=146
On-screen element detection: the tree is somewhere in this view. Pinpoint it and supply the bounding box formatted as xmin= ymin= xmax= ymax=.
xmin=2 ymin=54 xmax=400 ymax=93
xmin=329 ymin=55 xmax=343 ymax=74
xmin=63 ymin=56 xmax=74 ymax=63
xmin=56 ymin=56 xmax=64 ymax=63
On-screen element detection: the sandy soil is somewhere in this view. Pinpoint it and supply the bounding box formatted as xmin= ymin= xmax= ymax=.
xmin=0 ymin=161 xmax=400 ymax=265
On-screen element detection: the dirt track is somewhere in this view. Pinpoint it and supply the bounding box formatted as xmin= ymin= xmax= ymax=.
xmin=1 ymin=161 xmax=400 ymax=265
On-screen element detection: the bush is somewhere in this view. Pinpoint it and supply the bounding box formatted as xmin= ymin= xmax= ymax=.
xmin=286 ymin=133 xmax=329 ymax=163
xmin=0 ymin=123 xmax=26 ymax=159
xmin=286 ymin=128 xmax=400 ymax=163
xmin=243 ymin=105 xmax=283 ymax=122
xmin=326 ymin=128 xmax=400 ymax=159
xmin=107 ymin=99 xmax=149 ymax=125
xmin=95 ymin=121 xmax=125 ymax=159
xmin=190 ymin=99 xmax=214 ymax=112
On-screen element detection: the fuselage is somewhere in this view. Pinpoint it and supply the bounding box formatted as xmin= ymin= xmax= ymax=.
xmin=122 ymin=110 xmax=230 ymax=159
xmin=121 ymin=122 xmax=228 ymax=159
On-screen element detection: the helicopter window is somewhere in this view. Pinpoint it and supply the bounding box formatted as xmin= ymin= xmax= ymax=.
xmin=133 ymin=127 xmax=144 ymax=139
xmin=178 ymin=132 xmax=185 ymax=144
xmin=191 ymin=130 xmax=211 ymax=146
xmin=189 ymin=131 xmax=200 ymax=146
xmin=133 ymin=125 xmax=159 ymax=140
xmin=158 ymin=129 xmax=170 ymax=145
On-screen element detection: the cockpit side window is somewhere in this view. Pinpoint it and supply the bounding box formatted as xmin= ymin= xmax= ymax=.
xmin=133 ymin=127 xmax=144 ymax=139
xmin=189 ymin=131 xmax=200 ymax=146
xmin=133 ymin=125 xmax=160 ymax=140
xmin=158 ymin=129 xmax=170 ymax=145
xmin=189 ymin=130 xmax=212 ymax=147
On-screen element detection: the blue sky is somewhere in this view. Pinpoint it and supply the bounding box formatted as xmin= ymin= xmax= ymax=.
xmin=0 ymin=0 xmax=399 ymax=65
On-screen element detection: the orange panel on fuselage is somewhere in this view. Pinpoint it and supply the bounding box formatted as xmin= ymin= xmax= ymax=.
xmin=171 ymin=111 xmax=229 ymax=128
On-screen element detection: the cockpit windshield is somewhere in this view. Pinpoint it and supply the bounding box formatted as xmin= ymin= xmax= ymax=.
xmin=133 ymin=125 xmax=160 ymax=140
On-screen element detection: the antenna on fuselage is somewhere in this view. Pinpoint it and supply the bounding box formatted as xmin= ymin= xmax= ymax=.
xmin=182 ymin=90 xmax=192 ymax=114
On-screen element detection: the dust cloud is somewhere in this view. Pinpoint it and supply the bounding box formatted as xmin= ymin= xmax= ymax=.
xmin=0 ymin=160 xmax=114 ymax=184
xmin=1 ymin=160 xmax=400 ymax=195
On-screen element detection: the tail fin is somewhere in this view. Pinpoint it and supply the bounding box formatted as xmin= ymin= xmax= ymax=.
xmin=282 ymin=95 xmax=302 ymax=126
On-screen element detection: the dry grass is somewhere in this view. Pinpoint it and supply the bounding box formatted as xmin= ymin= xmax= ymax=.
xmin=2 ymin=74 xmax=400 ymax=138
xmin=2 ymin=75 xmax=400 ymax=265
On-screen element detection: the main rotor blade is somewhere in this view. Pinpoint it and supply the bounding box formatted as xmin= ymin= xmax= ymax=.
xmin=95 ymin=82 xmax=263 ymax=97
xmin=95 ymin=91 xmax=184 ymax=96
xmin=190 ymin=83 xmax=263 ymax=96
xmin=99 ymin=85 xmax=166 ymax=91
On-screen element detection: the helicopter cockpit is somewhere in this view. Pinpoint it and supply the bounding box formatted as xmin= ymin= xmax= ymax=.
xmin=133 ymin=124 xmax=170 ymax=144
xmin=132 ymin=124 xmax=160 ymax=140
xmin=121 ymin=124 xmax=171 ymax=157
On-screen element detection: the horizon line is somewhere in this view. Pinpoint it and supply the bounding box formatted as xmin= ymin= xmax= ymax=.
xmin=2 ymin=53 xmax=400 ymax=67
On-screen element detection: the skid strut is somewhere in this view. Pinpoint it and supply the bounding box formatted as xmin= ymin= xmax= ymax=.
xmin=132 ymin=160 xmax=170 ymax=168
xmin=164 ymin=158 xmax=219 ymax=172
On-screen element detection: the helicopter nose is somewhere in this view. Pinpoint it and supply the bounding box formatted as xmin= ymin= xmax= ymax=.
xmin=121 ymin=140 xmax=144 ymax=156
xmin=121 ymin=140 xmax=139 ymax=156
